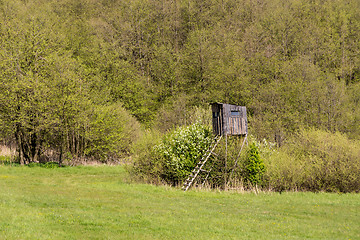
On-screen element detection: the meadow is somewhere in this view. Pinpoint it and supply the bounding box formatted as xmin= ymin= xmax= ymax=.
xmin=0 ymin=164 xmax=359 ymax=239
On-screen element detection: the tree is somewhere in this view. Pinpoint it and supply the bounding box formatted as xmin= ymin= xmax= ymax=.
xmin=85 ymin=103 xmax=141 ymax=162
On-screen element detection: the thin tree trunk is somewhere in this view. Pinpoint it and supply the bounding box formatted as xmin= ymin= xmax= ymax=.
xmin=59 ymin=143 xmax=63 ymax=167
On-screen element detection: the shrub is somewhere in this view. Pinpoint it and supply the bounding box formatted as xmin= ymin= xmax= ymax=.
xmin=262 ymin=148 xmax=301 ymax=192
xmin=85 ymin=103 xmax=141 ymax=162
xmin=132 ymin=127 xmax=360 ymax=193
xmin=263 ymin=128 xmax=360 ymax=193
xmin=243 ymin=143 xmax=266 ymax=186
xmin=130 ymin=123 xmax=212 ymax=185
xmin=129 ymin=129 xmax=164 ymax=183
xmin=287 ymin=129 xmax=360 ymax=192
xmin=155 ymin=123 xmax=212 ymax=185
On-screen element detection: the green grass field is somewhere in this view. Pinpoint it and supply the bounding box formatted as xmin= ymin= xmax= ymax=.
xmin=0 ymin=165 xmax=359 ymax=239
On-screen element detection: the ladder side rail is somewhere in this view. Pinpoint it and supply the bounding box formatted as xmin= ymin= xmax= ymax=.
xmin=183 ymin=135 xmax=222 ymax=191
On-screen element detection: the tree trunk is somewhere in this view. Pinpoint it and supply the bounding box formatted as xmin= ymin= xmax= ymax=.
xmin=59 ymin=143 xmax=63 ymax=167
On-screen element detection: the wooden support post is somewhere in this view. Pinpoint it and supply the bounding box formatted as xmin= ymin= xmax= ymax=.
xmin=224 ymin=134 xmax=228 ymax=188
xmin=227 ymin=134 xmax=248 ymax=186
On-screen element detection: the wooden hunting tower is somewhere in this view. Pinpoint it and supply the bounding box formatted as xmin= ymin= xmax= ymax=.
xmin=182 ymin=103 xmax=249 ymax=191
xmin=211 ymin=103 xmax=248 ymax=136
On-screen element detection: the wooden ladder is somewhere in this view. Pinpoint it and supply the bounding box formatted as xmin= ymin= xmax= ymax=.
xmin=182 ymin=135 xmax=222 ymax=191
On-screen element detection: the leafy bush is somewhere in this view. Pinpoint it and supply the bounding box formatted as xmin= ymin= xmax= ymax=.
xmin=132 ymin=127 xmax=360 ymax=193
xmin=155 ymin=123 xmax=212 ymax=184
xmin=288 ymin=129 xmax=360 ymax=192
xmin=85 ymin=103 xmax=141 ymax=162
xmin=242 ymin=143 xmax=266 ymax=186
xmin=131 ymin=123 xmax=212 ymax=185
xmin=129 ymin=129 xmax=164 ymax=183
xmin=262 ymin=147 xmax=302 ymax=192
xmin=263 ymin=129 xmax=360 ymax=193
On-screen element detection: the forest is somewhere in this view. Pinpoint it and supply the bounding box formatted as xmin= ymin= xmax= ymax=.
xmin=0 ymin=0 xmax=359 ymax=191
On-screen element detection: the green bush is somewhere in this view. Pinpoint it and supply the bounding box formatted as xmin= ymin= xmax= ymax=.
xmin=288 ymin=129 xmax=360 ymax=192
xmin=131 ymin=123 xmax=212 ymax=185
xmin=155 ymin=123 xmax=212 ymax=184
xmin=262 ymin=147 xmax=302 ymax=192
xmin=85 ymin=103 xmax=141 ymax=162
xmin=263 ymin=129 xmax=360 ymax=193
xmin=132 ymin=128 xmax=360 ymax=193
xmin=243 ymin=143 xmax=266 ymax=186
xmin=129 ymin=129 xmax=164 ymax=183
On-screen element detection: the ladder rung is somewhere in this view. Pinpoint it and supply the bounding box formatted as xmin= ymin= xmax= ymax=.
xmin=182 ymin=135 xmax=222 ymax=191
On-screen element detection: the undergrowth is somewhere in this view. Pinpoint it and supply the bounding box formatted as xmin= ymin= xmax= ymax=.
xmin=131 ymin=127 xmax=360 ymax=193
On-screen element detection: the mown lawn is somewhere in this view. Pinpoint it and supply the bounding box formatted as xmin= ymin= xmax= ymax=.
xmin=0 ymin=165 xmax=359 ymax=239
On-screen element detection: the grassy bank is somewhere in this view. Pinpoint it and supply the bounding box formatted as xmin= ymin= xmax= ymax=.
xmin=0 ymin=165 xmax=359 ymax=239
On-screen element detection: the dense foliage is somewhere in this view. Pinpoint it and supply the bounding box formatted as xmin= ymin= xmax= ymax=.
xmin=263 ymin=129 xmax=360 ymax=193
xmin=156 ymin=123 xmax=212 ymax=184
xmin=243 ymin=143 xmax=265 ymax=186
xmin=132 ymin=123 xmax=212 ymax=185
xmin=0 ymin=0 xmax=359 ymax=191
